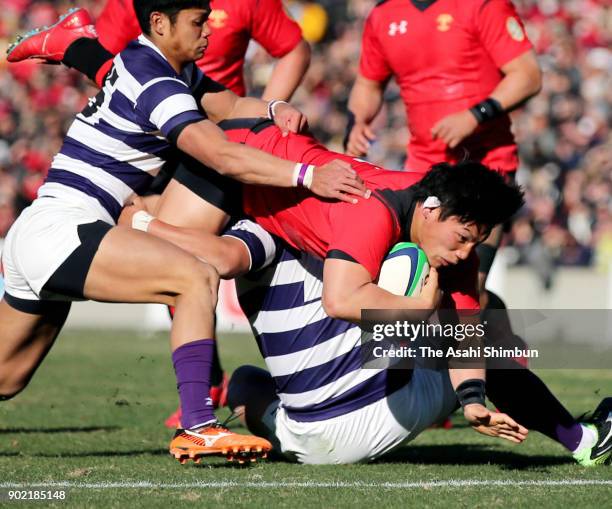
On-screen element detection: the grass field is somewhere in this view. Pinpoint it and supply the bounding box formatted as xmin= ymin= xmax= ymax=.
xmin=1 ymin=329 xmax=610 ymax=508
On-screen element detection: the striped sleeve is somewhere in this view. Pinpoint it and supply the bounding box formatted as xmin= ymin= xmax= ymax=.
xmin=135 ymin=78 xmax=204 ymax=140
xmin=223 ymin=219 xmax=279 ymax=272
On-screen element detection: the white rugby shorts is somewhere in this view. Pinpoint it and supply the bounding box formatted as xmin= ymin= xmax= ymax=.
xmin=261 ymin=367 xmax=458 ymax=464
xmin=2 ymin=192 xmax=113 ymax=304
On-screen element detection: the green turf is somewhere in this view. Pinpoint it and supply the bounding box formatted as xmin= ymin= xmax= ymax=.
xmin=0 ymin=330 xmax=610 ymax=508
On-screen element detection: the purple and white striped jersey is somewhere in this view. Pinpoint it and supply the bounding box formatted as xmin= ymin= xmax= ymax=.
xmin=38 ymin=35 xmax=208 ymax=223
xmin=225 ymin=219 xmax=411 ymax=423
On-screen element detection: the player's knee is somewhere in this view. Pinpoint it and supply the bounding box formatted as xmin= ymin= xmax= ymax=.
xmin=0 ymin=378 xmax=25 ymax=400
xmin=0 ymin=391 xmax=18 ymax=401
xmin=179 ymin=258 xmax=220 ymax=295
xmin=227 ymin=365 xmax=272 ymax=410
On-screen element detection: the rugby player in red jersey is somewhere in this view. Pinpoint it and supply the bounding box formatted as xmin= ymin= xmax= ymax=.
xmin=345 ymin=0 xmax=542 ymax=299
xmin=7 ymin=0 xmax=310 ymax=101
xmin=118 ymin=119 xmax=612 ymax=467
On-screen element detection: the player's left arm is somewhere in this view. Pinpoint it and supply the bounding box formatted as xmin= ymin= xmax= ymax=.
xmin=450 ymin=343 xmax=527 ymax=444
xmin=444 ymin=256 xmax=528 ymax=443
xmin=118 ymin=197 xmax=252 ymax=278
xmin=261 ymin=40 xmax=311 ymax=102
xmin=431 ymin=0 xmax=542 ymax=148
xmin=199 ymin=77 xmax=307 ymax=135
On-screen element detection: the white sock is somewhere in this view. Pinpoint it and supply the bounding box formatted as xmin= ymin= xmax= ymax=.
xmin=573 ymin=424 xmax=597 ymax=453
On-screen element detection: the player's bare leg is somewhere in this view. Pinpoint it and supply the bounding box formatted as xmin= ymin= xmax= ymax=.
xmin=85 ymin=226 xmax=270 ymax=463
xmin=155 ymin=179 xmax=230 ymax=233
xmin=154 ymin=181 xmax=234 ymax=427
xmin=0 ymin=301 xmax=69 ymax=399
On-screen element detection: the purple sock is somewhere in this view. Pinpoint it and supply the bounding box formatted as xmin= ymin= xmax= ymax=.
xmin=172 ymin=339 xmax=216 ymax=429
xmin=555 ymin=423 xmax=583 ymax=451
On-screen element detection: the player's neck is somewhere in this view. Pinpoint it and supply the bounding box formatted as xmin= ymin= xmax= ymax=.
xmin=146 ymin=34 xmax=189 ymax=74
xmin=410 ymin=204 xmax=424 ymax=245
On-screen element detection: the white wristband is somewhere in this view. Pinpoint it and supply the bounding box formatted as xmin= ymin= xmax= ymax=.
xmin=132 ymin=210 xmax=155 ymax=232
xmin=267 ymin=100 xmax=288 ymax=120
xmin=292 ymin=162 xmax=302 ymax=187
xmin=292 ymin=163 xmax=315 ymax=189
xmin=302 ymin=165 xmax=315 ymax=189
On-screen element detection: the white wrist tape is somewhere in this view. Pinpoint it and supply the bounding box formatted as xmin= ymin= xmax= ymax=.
xmin=292 ymin=163 xmax=315 ymax=189
xmin=302 ymin=165 xmax=314 ymax=189
xmin=132 ymin=210 xmax=155 ymax=232
xmin=267 ymin=100 xmax=288 ymax=120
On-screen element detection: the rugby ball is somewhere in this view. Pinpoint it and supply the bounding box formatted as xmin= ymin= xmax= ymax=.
xmin=377 ymin=242 xmax=429 ymax=296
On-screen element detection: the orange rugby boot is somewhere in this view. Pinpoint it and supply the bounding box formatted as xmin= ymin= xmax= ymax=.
xmin=169 ymin=423 xmax=272 ymax=464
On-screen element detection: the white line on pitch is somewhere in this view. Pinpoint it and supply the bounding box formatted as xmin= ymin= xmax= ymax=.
xmin=1 ymin=480 xmax=611 ymax=489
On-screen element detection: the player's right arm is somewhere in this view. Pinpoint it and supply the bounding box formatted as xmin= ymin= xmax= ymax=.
xmin=344 ymin=11 xmax=391 ymax=156
xmin=345 ymin=75 xmax=385 ymax=157
xmin=322 ymin=258 xmax=440 ymax=323
xmin=176 ymin=119 xmax=366 ymax=203
xmin=322 ymin=198 xmax=441 ymax=323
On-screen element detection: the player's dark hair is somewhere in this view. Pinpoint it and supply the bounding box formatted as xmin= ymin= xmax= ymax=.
xmin=411 ymin=161 xmax=524 ymax=233
xmin=134 ymin=0 xmax=210 ymax=35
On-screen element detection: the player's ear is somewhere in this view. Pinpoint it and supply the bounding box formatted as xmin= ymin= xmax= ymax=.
xmin=150 ymin=11 xmax=167 ymax=36
xmin=421 ymin=205 xmax=433 ymax=222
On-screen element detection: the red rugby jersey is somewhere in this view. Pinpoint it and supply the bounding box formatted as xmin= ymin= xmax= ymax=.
xmin=359 ymin=0 xmax=533 ymax=173
xmin=224 ymin=119 xmax=479 ymax=311
xmin=95 ymin=0 xmax=303 ymax=95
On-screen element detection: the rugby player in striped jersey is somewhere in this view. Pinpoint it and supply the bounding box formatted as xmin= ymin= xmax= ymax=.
xmin=119 ymin=118 xmax=612 ymax=466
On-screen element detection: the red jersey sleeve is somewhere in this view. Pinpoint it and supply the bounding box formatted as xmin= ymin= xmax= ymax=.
xmin=475 ymin=0 xmax=533 ymax=69
xmin=439 ymin=251 xmax=480 ymax=313
xmin=327 ymin=198 xmax=397 ymax=280
xmin=250 ymin=0 xmax=303 ymax=57
xmin=358 ymin=12 xmax=392 ymax=83
xmin=95 ymin=0 xmax=141 ymax=55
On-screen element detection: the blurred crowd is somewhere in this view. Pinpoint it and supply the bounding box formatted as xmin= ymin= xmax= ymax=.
xmin=1 ymin=0 xmax=611 ymax=286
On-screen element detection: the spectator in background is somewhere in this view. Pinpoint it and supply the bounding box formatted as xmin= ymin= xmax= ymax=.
xmin=343 ymin=0 xmax=542 ymax=304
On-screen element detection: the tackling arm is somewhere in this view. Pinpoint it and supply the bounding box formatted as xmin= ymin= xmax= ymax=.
xmin=176 ymin=119 xmax=366 ymax=202
xmin=119 ymin=200 xmax=251 ymax=279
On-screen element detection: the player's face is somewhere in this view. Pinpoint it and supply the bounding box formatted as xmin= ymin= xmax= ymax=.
xmin=168 ymin=8 xmax=211 ymax=62
xmin=419 ymin=210 xmax=485 ymax=268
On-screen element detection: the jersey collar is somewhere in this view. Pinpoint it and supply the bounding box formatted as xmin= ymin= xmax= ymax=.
xmin=374 ymin=188 xmax=417 ymax=242
xmin=137 ymin=34 xmax=167 ymax=60
xmin=410 ymin=0 xmax=438 ymax=12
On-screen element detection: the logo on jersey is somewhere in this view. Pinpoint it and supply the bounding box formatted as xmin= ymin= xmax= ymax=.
xmin=436 ymin=14 xmax=453 ymax=32
xmin=209 ymin=9 xmax=228 ymax=29
xmin=388 ymin=20 xmax=408 ymax=36
xmin=506 ymin=17 xmax=525 ymax=41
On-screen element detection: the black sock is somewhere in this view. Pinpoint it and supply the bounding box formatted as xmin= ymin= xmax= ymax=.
xmin=63 ymin=37 xmax=113 ymax=83
xmin=486 ymin=367 xmax=577 ymax=444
